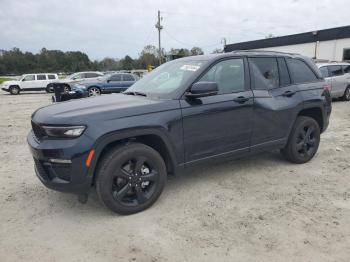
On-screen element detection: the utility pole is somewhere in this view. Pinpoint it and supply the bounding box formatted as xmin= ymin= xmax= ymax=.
xmin=222 ymin=37 xmax=227 ymax=52
xmin=155 ymin=10 xmax=163 ymax=65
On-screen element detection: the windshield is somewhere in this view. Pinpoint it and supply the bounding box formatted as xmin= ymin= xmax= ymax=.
xmin=126 ymin=59 xmax=206 ymax=99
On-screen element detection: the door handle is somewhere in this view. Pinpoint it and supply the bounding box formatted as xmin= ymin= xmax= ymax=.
xmin=233 ymin=96 xmax=249 ymax=103
xmin=282 ymin=90 xmax=296 ymax=97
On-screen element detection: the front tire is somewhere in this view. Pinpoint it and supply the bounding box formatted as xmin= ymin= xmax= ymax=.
xmin=96 ymin=143 xmax=167 ymax=215
xmin=88 ymin=86 xmax=101 ymax=96
xmin=281 ymin=116 xmax=320 ymax=164
xmin=9 ymin=86 xmax=20 ymax=95
xmin=342 ymin=86 xmax=350 ymax=101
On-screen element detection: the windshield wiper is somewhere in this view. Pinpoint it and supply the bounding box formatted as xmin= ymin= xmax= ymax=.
xmin=124 ymin=91 xmax=147 ymax=97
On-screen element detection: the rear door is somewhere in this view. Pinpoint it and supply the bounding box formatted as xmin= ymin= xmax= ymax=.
xmin=36 ymin=74 xmax=48 ymax=88
xmin=106 ymin=74 xmax=123 ymax=92
xmin=248 ymin=56 xmax=302 ymax=150
xmin=328 ymin=65 xmax=345 ymax=97
xmin=121 ymin=74 xmax=136 ymax=89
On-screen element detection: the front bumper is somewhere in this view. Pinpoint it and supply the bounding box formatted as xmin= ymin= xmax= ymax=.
xmin=27 ymin=130 xmax=95 ymax=194
xmin=1 ymin=87 xmax=9 ymax=92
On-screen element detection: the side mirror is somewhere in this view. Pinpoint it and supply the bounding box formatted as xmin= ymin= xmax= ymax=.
xmin=107 ymin=79 xmax=111 ymax=83
xmin=186 ymin=82 xmax=218 ymax=98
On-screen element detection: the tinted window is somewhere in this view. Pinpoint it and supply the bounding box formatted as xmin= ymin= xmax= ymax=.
xmin=48 ymin=74 xmax=56 ymax=80
xmin=343 ymin=48 xmax=350 ymax=61
xmin=123 ymin=74 xmax=134 ymax=81
xmin=286 ymin=58 xmax=318 ymax=83
xmin=328 ymin=65 xmax=343 ymax=77
xmin=200 ymin=58 xmax=245 ymax=94
xmin=37 ymin=74 xmax=46 ymax=80
xmin=319 ymin=67 xmax=329 ymax=78
xmin=249 ymin=57 xmax=279 ymax=89
xmin=277 ymin=58 xmax=291 ymax=86
xmin=343 ymin=65 xmax=350 ymax=74
xmin=109 ymin=74 xmax=122 ymax=81
xmin=23 ymin=75 xmax=35 ymax=81
xmin=85 ymin=73 xmax=100 ymax=78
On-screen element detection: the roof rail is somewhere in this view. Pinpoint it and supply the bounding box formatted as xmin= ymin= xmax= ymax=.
xmin=230 ymin=50 xmax=298 ymax=56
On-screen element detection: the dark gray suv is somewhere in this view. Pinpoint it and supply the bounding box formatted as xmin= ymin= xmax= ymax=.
xmin=27 ymin=51 xmax=332 ymax=214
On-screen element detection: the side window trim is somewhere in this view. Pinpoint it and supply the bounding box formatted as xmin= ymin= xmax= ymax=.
xmin=277 ymin=57 xmax=292 ymax=88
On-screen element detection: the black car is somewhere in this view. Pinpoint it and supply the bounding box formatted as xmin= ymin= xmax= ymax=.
xmin=27 ymin=51 xmax=332 ymax=214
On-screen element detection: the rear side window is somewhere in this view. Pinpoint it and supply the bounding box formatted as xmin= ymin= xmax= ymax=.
xmin=343 ymin=65 xmax=350 ymax=74
xmin=249 ymin=57 xmax=279 ymax=89
xmin=200 ymin=58 xmax=245 ymax=94
xmin=110 ymin=74 xmax=122 ymax=81
xmin=319 ymin=67 xmax=329 ymax=78
xmin=328 ymin=65 xmax=343 ymax=77
xmin=286 ymin=58 xmax=318 ymax=84
xmin=122 ymin=74 xmax=134 ymax=81
xmin=37 ymin=74 xmax=46 ymax=80
xmin=85 ymin=73 xmax=100 ymax=78
xmin=48 ymin=74 xmax=56 ymax=80
xmin=277 ymin=58 xmax=291 ymax=86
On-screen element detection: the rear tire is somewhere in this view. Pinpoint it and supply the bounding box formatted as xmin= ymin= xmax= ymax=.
xmin=342 ymin=86 xmax=350 ymax=101
xmin=46 ymin=84 xmax=53 ymax=93
xmin=96 ymin=143 xmax=167 ymax=215
xmin=281 ymin=116 xmax=320 ymax=164
xmin=9 ymin=86 xmax=20 ymax=95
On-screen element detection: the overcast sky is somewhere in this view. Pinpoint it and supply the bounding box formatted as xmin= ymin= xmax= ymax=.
xmin=0 ymin=0 xmax=349 ymax=60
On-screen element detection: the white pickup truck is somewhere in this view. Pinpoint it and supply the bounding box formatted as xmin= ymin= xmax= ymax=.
xmin=1 ymin=73 xmax=59 ymax=95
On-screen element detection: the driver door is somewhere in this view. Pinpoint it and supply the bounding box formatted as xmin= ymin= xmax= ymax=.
xmin=21 ymin=75 xmax=36 ymax=90
xmin=181 ymin=58 xmax=253 ymax=163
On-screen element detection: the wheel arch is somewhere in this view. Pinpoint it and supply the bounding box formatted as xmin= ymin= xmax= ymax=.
xmin=297 ymin=107 xmax=324 ymax=132
xmin=89 ymin=129 xmax=179 ymax=185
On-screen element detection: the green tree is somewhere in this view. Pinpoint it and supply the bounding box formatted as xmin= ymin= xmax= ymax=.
xmin=190 ymin=47 xmax=204 ymax=56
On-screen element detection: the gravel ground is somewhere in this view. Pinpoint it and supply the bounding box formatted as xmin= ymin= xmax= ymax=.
xmin=0 ymin=92 xmax=349 ymax=262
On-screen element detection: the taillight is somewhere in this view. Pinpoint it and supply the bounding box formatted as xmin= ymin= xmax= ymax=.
xmin=323 ymin=84 xmax=332 ymax=92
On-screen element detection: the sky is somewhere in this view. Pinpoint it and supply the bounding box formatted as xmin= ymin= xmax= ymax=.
xmin=0 ymin=0 xmax=349 ymax=60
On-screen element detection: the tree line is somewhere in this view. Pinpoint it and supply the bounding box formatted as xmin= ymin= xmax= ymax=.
xmin=0 ymin=45 xmax=222 ymax=75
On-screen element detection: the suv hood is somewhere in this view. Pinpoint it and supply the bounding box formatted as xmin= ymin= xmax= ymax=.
xmin=32 ymin=94 xmax=180 ymax=125
xmin=2 ymin=80 xmax=19 ymax=86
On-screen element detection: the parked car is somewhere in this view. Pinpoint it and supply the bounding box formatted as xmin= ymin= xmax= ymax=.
xmin=53 ymin=71 xmax=104 ymax=92
xmin=28 ymin=51 xmax=331 ymax=214
xmin=1 ymin=73 xmax=58 ymax=95
xmin=317 ymin=63 xmax=350 ymax=100
xmin=71 ymin=73 xmax=139 ymax=96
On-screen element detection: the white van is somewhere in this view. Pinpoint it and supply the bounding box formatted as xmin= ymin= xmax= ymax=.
xmin=1 ymin=73 xmax=59 ymax=95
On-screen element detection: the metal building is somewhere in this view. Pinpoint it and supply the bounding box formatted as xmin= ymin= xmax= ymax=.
xmin=225 ymin=25 xmax=350 ymax=62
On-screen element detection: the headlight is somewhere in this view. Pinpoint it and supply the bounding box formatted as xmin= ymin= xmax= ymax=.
xmin=42 ymin=125 xmax=86 ymax=138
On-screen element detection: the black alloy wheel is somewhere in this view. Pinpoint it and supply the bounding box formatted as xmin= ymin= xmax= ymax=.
xmin=281 ymin=116 xmax=320 ymax=164
xmin=96 ymin=143 xmax=166 ymax=214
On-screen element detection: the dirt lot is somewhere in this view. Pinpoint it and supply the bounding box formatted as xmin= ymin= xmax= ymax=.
xmin=0 ymin=92 xmax=349 ymax=262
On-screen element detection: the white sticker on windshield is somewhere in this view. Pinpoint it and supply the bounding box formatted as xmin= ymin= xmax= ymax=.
xmin=180 ymin=65 xmax=200 ymax=71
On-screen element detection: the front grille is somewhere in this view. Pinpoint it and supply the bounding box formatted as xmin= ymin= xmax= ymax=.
xmin=31 ymin=121 xmax=46 ymax=140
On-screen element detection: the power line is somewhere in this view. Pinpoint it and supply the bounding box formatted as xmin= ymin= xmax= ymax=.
xmin=163 ymin=29 xmax=221 ymax=49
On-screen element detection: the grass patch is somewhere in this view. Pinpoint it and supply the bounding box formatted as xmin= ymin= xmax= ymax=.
xmin=0 ymin=77 xmax=13 ymax=84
